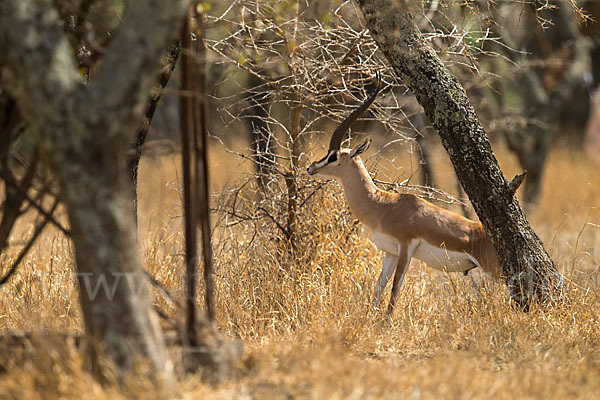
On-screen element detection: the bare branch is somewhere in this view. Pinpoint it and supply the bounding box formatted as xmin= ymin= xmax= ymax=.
xmin=0 ymin=196 xmax=59 ymax=285
xmin=0 ymin=169 xmax=70 ymax=237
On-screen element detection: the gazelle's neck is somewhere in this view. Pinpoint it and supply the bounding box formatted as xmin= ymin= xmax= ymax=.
xmin=335 ymin=157 xmax=383 ymax=228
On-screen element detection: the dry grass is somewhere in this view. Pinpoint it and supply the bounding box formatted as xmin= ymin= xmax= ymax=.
xmin=0 ymin=141 xmax=598 ymax=399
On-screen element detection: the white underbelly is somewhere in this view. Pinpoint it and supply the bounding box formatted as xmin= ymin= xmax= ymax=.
xmin=372 ymin=232 xmax=478 ymax=273
xmin=372 ymin=232 xmax=401 ymax=254
xmin=413 ymin=240 xmax=477 ymax=272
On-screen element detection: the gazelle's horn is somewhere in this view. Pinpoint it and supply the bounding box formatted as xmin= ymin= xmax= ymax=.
xmin=328 ymin=71 xmax=382 ymax=153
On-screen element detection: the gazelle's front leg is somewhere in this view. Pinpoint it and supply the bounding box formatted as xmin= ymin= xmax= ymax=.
xmin=387 ymin=242 xmax=417 ymax=316
xmin=371 ymin=252 xmax=399 ymax=310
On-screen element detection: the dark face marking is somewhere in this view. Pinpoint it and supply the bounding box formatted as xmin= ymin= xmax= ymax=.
xmin=307 ymin=150 xmax=341 ymax=176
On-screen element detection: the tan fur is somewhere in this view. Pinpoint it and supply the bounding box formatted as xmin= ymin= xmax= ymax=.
xmin=308 ymin=149 xmax=502 ymax=313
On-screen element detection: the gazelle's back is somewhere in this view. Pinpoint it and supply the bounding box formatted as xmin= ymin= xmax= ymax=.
xmin=376 ymin=193 xmax=500 ymax=276
xmin=377 ymin=193 xmax=479 ymax=247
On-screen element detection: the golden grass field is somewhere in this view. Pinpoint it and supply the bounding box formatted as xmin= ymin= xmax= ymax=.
xmin=0 ymin=137 xmax=598 ymax=399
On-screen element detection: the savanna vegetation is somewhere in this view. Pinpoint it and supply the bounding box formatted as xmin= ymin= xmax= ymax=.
xmin=1 ymin=145 xmax=599 ymax=399
xmin=0 ymin=0 xmax=599 ymax=399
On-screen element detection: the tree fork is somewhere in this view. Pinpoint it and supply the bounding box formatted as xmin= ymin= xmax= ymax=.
xmin=356 ymin=0 xmax=562 ymax=305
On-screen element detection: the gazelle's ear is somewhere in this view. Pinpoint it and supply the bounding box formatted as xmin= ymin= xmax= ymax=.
xmin=349 ymin=138 xmax=372 ymax=158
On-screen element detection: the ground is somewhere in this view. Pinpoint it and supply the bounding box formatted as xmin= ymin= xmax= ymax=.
xmin=0 ymin=139 xmax=598 ymax=399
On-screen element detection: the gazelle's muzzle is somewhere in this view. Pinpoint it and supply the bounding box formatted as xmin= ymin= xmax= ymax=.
xmin=306 ymin=153 xmax=331 ymax=176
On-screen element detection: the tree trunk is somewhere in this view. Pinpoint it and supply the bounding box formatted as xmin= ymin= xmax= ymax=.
xmin=0 ymin=0 xmax=191 ymax=380
xmin=245 ymin=72 xmax=276 ymax=191
xmin=356 ymin=0 xmax=561 ymax=305
xmin=128 ymin=42 xmax=181 ymax=224
xmin=61 ymin=141 xmax=169 ymax=378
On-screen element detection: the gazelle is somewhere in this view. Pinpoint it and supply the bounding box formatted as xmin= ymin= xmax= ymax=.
xmin=307 ymin=74 xmax=503 ymax=316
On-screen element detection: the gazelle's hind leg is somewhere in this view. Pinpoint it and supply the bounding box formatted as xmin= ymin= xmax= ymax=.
xmin=371 ymin=252 xmax=399 ymax=311
xmin=387 ymin=242 xmax=417 ymax=316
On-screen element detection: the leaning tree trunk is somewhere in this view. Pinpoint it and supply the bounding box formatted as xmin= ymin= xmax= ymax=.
xmin=356 ymin=0 xmax=562 ymax=305
xmin=128 ymin=42 xmax=181 ymax=224
xmin=0 ymin=0 xmax=192 ymax=380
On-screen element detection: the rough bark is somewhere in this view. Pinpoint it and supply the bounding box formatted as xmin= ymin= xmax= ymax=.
xmin=356 ymin=0 xmax=561 ymax=304
xmin=0 ymin=0 xmax=191 ymax=379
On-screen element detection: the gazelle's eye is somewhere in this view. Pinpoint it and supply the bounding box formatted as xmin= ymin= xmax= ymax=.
xmin=328 ymin=152 xmax=338 ymax=163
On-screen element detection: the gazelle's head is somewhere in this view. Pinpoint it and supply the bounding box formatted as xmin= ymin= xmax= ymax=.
xmin=307 ymin=73 xmax=381 ymax=179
